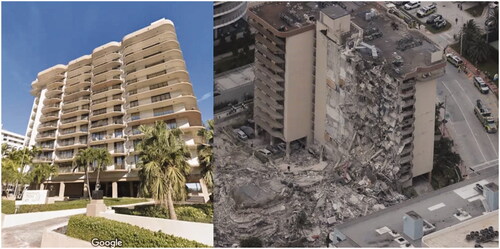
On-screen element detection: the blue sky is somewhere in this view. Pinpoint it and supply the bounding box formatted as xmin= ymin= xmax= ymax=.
xmin=2 ymin=1 xmax=213 ymax=135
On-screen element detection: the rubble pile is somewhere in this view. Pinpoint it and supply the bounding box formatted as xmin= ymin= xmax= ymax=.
xmin=213 ymin=130 xmax=406 ymax=247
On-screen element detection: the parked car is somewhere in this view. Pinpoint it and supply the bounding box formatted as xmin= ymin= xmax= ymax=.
xmin=277 ymin=143 xmax=286 ymax=152
xmin=426 ymin=14 xmax=443 ymax=24
xmin=257 ymin=148 xmax=272 ymax=157
xmin=404 ymin=1 xmax=421 ymax=10
xmin=417 ymin=4 xmax=437 ymax=17
xmin=446 ymin=54 xmax=463 ymax=67
xmin=239 ymin=126 xmax=255 ymax=139
xmin=433 ymin=19 xmax=447 ymax=29
xmin=473 ymin=76 xmax=490 ymax=94
xmin=392 ymin=1 xmax=410 ymax=7
xmin=233 ymin=129 xmax=248 ymax=140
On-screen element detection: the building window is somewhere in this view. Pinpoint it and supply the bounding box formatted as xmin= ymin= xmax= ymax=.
xmin=130 ymin=100 xmax=139 ymax=107
xmin=128 ymin=89 xmax=137 ymax=96
xmin=132 ymin=125 xmax=141 ymax=135
xmin=166 ymin=119 xmax=177 ymax=129
xmin=149 ymin=81 xmax=169 ymax=90
xmin=133 ymin=139 xmax=140 ymax=150
xmin=131 ymin=112 xmax=140 ymax=121
xmin=114 ymin=142 xmax=124 ymax=153
xmin=153 ymin=106 xmax=174 ymax=117
xmin=151 ymin=93 xmax=171 ymax=103
xmin=115 ymin=156 xmax=124 ymax=166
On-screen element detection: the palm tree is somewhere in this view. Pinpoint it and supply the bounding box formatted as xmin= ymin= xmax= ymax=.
xmin=467 ymin=37 xmax=491 ymax=64
xmin=30 ymin=163 xmax=58 ymax=190
xmin=7 ymin=146 xmax=41 ymax=196
xmin=137 ymin=121 xmax=191 ymax=220
xmin=73 ymin=148 xmax=96 ymax=200
xmin=93 ymin=148 xmax=112 ymax=191
xmin=197 ymin=120 xmax=214 ymax=190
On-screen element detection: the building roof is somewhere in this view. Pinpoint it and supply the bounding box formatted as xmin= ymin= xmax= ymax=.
xmin=249 ymin=2 xmax=317 ymax=35
xmin=322 ymin=5 xmax=349 ymax=20
xmin=214 ymin=64 xmax=254 ymax=91
xmin=350 ymin=3 xmax=443 ymax=77
xmin=332 ymin=167 xmax=499 ymax=247
xmin=422 ymin=210 xmax=498 ymax=247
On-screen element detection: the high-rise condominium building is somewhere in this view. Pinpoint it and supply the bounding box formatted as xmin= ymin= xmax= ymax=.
xmin=25 ymin=19 xmax=209 ymax=202
xmin=1 ymin=129 xmax=26 ymax=149
xmin=214 ymin=2 xmax=248 ymax=31
xmin=249 ymin=2 xmax=446 ymax=188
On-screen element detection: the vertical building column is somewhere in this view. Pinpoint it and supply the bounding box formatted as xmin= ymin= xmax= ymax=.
xmin=112 ymin=182 xmax=118 ymax=198
xmin=199 ymin=179 xmax=210 ymax=203
xmin=40 ymin=183 xmax=44 ymax=190
xmin=129 ymin=182 xmax=134 ymax=197
xmin=58 ymin=182 xmax=65 ymax=198
xmin=286 ymin=141 xmax=291 ymax=158
xmin=83 ymin=183 xmax=88 ymax=198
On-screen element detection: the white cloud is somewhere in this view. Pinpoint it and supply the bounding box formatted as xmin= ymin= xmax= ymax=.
xmin=197 ymin=92 xmax=212 ymax=103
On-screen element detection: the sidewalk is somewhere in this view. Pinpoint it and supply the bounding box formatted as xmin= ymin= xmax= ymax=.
xmin=446 ymin=46 xmax=499 ymax=96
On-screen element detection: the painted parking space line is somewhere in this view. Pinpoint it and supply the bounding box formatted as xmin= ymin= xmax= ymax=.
xmin=428 ymin=202 xmax=446 ymax=211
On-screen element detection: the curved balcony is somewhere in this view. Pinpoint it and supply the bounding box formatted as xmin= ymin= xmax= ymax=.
xmin=93 ymin=69 xmax=121 ymax=83
xmin=254 ymin=115 xmax=284 ymax=140
xmin=41 ymin=104 xmax=60 ymax=114
xmin=123 ymin=31 xmax=177 ymax=56
xmin=124 ymin=49 xmax=183 ymax=72
xmin=59 ymin=117 xmax=89 ymax=129
xmin=254 ymin=108 xmax=284 ymax=129
xmin=125 ymin=59 xmax=185 ymax=81
xmin=65 ymin=81 xmax=91 ymax=93
xmin=91 ymin=98 xmax=124 ymax=110
xmin=60 ymin=106 xmax=90 ymax=119
xmin=58 ymin=130 xmax=88 ymax=139
xmin=39 ymin=113 xmax=59 ymax=123
xmin=47 ymin=80 xmax=64 ymax=90
xmin=36 ymin=133 xmax=56 ymax=142
xmin=46 ymin=87 xmax=63 ymax=98
xmin=214 ymin=2 xmax=246 ymax=17
xmin=67 ymin=65 xmax=92 ymax=79
xmin=38 ymin=122 xmax=58 ymax=132
xmin=255 ymin=33 xmax=285 ymax=54
xmin=254 ymin=100 xmax=283 ymax=119
xmin=91 ymin=86 xmax=123 ymax=100
xmin=93 ymin=52 xmax=121 ymax=67
xmin=255 ymin=80 xmax=284 ymax=101
xmin=89 ymin=135 xmax=126 ymax=145
xmin=54 ymin=156 xmax=74 ymax=163
xmin=33 ymin=157 xmax=52 ymax=163
xmin=63 ymin=97 xmax=90 ymax=109
xmin=66 ymin=73 xmax=91 ymax=86
xmin=43 ymin=95 xmax=62 ymax=105
xmin=126 ymin=109 xmax=202 ymax=127
xmin=93 ymin=61 xmax=122 ymax=75
xmin=255 ymin=42 xmax=285 ymax=64
xmin=41 ymin=147 xmax=55 ymax=152
xmin=89 ymin=122 xmax=126 ymax=133
xmin=124 ymin=43 xmax=180 ymax=67
xmin=126 ymin=70 xmax=189 ymax=91
xmin=214 ymin=2 xmax=247 ymax=29
xmin=128 ymin=82 xmax=193 ymax=102
xmin=90 ymin=110 xmax=124 ymax=121
xmin=126 ymin=95 xmax=196 ymax=114
xmin=64 ymin=88 xmax=91 ymax=100
xmin=122 ymin=20 xmax=175 ymax=48
xmin=255 ymin=51 xmax=284 ymax=73
xmin=57 ymin=142 xmax=87 ymax=150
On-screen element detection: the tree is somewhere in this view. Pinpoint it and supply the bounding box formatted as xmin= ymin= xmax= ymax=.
xmin=459 ymin=19 xmax=491 ymax=64
xmin=197 ymin=120 xmax=214 ymax=190
xmin=3 ymin=146 xmax=41 ymax=197
xmin=137 ymin=121 xmax=191 ymax=220
xmin=93 ymin=148 xmax=112 ymax=191
xmin=30 ymin=163 xmax=58 ymax=190
xmin=432 ymin=137 xmax=462 ymax=189
xmin=73 ymin=148 xmax=96 ymax=200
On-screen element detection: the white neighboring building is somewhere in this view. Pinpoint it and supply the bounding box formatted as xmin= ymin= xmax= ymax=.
xmin=1 ymin=129 xmax=26 ymax=149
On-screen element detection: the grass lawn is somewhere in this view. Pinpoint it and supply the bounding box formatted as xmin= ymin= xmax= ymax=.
xmin=2 ymin=197 xmax=148 ymax=214
xmin=450 ymin=42 xmax=499 ymax=85
xmin=465 ymin=4 xmax=486 ymax=17
xmin=113 ymin=203 xmax=213 ymax=223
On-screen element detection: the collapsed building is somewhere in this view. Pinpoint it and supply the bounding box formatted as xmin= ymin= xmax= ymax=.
xmin=214 ymin=1 xmax=447 ymax=247
xmin=250 ymin=2 xmax=446 ymax=189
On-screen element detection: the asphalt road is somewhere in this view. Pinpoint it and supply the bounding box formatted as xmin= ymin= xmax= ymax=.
xmin=437 ymin=63 xmax=499 ymax=174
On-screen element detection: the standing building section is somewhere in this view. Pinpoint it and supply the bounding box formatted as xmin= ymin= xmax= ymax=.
xmin=248 ymin=2 xmax=316 ymax=156
xmin=25 ymin=19 xmax=209 ymax=202
xmin=249 ymin=2 xmax=446 ymax=188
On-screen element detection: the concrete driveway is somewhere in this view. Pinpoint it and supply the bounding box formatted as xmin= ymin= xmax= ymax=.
xmin=2 ymin=215 xmax=71 ymax=248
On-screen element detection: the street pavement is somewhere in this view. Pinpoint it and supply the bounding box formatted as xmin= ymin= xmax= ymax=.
xmin=1 ymin=215 xmax=71 ymax=248
xmin=437 ymin=63 xmax=499 ymax=175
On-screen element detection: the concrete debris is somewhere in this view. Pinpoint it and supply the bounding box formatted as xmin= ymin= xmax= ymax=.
xmin=214 ymin=128 xmax=407 ymax=247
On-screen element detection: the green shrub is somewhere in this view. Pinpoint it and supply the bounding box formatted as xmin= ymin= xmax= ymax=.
xmin=66 ymin=215 xmax=209 ymax=247
xmin=1 ymin=198 xmax=148 ymax=214
xmin=113 ymin=204 xmax=213 ymax=223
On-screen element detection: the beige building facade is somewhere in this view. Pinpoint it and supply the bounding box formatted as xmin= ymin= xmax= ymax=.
xmin=25 ymin=19 xmax=209 ymax=202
